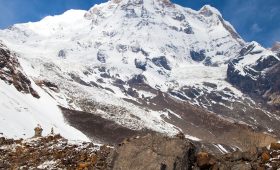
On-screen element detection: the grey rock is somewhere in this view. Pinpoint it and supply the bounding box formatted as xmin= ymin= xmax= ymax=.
xmin=172 ymin=12 xmax=185 ymax=21
xmin=58 ymin=49 xmax=66 ymax=58
xmin=135 ymin=59 xmax=147 ymax=71
xmin=107 ymin=133 xmax=196 ymax=170
xmin=230 ymin=162 xmax=251 ymax=170
xmin=127 ymin=74 xmax=146 ymax=85
xmin=125 ymin=9 xmax=137 ymax=18
xmin=152 ymin=56 xmax=171 ymax=70
xmin=97 ymin=50 xmax=107 ymax=63
xmin=183 ymin=27 xmax=194 ymax=34
xmin=116 ymin=44 xmax=128 ymax=53
xmin=190 ymin=50 xmax=206 ymax=62
xmin=229 ymin=151 xmax=243 ymax=161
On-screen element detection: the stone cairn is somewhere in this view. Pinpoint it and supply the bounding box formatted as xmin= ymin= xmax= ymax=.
xmin=50 ymin=127 xmax=54 ymax=135
xmin=34 ymin=124 xmax=43 ymax=137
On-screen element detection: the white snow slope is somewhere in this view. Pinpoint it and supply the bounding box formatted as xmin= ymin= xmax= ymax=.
xmin=0 ymin=80 xmax=89 ymax=141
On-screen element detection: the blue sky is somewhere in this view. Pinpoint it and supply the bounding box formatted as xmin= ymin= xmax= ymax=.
xmin=0 ymin=0 xmax=279 ymax=47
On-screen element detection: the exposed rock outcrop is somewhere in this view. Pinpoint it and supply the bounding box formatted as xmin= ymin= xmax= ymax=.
xmin=106 ymin=134 xmax=280 ymax=169
xmin=264 ymin=63 xmax=280 ymax=107
xmin=190 ymin=50 xmax=206 ymax=62
xmin=151 ymin=56 xmax=171 ymax=70
xmin=0 ymin=41 xmax=39 ymax=98
xmin=35 ymin=79 xmax=60 ymax=93
xmin=107 ymin=133 xmax=196 ymax=170
xmin=227 ymin=42 xmax=280 ymax=108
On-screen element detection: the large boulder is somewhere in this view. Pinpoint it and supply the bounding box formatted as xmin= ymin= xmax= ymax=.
xmin=107 ymin=134 xmax=196 ymax=170
xmin=270 ymin=142 xmax=280 ymax=150
xmin=230 ymin=162 xmax=251 ymax=170
xmin=196 ymin=152 xmax=216 ymax=169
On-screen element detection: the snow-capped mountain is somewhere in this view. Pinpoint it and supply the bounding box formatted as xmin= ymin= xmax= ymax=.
xmin=0 ymin=0 xmax=279 ymax=149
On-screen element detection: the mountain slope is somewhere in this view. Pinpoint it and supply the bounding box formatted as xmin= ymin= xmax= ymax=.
xmin=0 ymin=0 xmax=279 ymax=149
xmin=228 ymin=42 xmax=280 ymax=108
xmin=0 ymin=42 xmax=89 ymax=141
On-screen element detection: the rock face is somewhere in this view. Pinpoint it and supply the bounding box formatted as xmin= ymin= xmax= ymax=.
xmin=107 ymin=134 xmax=196 ymax=170
xmin=151 ymin=56 xmax=171 ymax=70
xmin=264 ymin=63 xmax=280 ymax=107
xmin=190 ymin=50 xmax=206 ymax=62
xmin=134 ymin=58 xmax=147 ymax=71
xmin=0 ymin=41 xmax=39 ymax=98
xmin=227 ymin=42 xmax=280 ymax=107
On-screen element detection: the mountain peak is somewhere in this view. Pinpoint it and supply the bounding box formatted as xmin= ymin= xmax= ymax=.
xmin=110 ymin=0 xmax=172 ymax=5
xmin=199 ymin=5 xmax=222 ymax=17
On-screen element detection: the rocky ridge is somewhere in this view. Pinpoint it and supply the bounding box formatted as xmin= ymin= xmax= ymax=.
xmin=1 ymin=133 xmax=280 ymax=169
xmin=0 ymin=134 xmax=111 ymax=169
xmin=0 ymin=41 xmax=39 ymax=98
xmin=227 ymin=42 xmax=280 ymax=109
